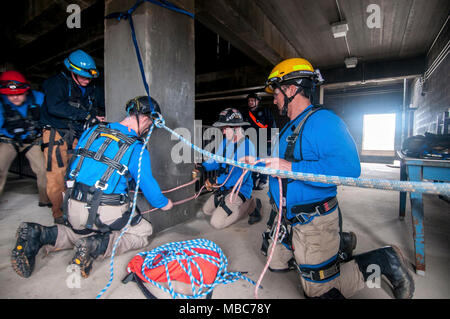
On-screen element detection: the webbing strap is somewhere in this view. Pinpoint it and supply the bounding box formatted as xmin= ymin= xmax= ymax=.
xmin=46 ymin=128 xmax=56 ymax=171
xmin=70 ymin=127 xmax=103 ymax=178
xmin=70 ymin=126 xmax=138 ymax=180
xmin=248 ymin=111 xmax=268 ymax=128
xmin=298 ymin=254 xmax=341 ymax=283
xmin=67 ymin=126 xmax=138 ymax=231
xmin=284 ymin=106 xmax=322 ymax=162
xmin=74 ymin=149 xmax=124 ymax=172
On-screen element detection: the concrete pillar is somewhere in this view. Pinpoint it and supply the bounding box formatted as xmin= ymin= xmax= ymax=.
xmin=105 ymin=0 xmax=196 ymax=233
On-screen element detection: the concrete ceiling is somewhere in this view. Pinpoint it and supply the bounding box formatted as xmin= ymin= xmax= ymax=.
xmin=1 ymin=0 xmax=448 ymax=91
xmin=196 ymin=0 xmax=450 ymax=69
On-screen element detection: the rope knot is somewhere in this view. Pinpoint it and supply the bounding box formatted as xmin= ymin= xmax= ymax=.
xmin=152 ymin=112 xmax=165 ymax=128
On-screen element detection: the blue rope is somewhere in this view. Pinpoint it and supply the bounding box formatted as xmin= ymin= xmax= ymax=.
xmin=135 ymin=238 xmax=258 ymax=299
xmin=96 ymin=123 xmax=156 ymax=299
xmin=153 ymin=119 xmax=450 ymax=196
xmin=105 ymin=0 xmax=194 ymax=115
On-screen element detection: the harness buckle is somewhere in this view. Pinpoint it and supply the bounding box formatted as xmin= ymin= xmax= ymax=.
xmin=117 ymin=165 xmax=128 ymax=176
xmin=300 ymin=271 xmax=314 ymax=280
xmin=285 ymin=134 xmax=298 ymax=143
xmin=66 ymin=180 xmax=75 ymax=189
xmin=94 ymin=180 xmax=108 ymax=191
xmin=293 ymin=206 xmax=321 ymax=224
xmin=269 ymin=223 xmax=287 ymax=243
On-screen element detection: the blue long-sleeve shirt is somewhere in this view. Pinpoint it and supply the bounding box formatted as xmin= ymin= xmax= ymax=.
xmin=203 ymin=137 xmax=256 ymax=199
xmin=70 ymin=122 xmax=168 ymax=209
xmin=268 ymin=105 xmax=360 ymax=219
xmin=0 ymin=90 xmax=44 ymax=139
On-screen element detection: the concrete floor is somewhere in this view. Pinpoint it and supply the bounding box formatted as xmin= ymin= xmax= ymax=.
xmin=0 ymin=163 xmax=449 ymax=299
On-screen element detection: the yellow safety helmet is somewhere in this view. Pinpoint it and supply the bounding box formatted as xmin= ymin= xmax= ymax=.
xmin=265 ymin=58 xmax=323 ymax=94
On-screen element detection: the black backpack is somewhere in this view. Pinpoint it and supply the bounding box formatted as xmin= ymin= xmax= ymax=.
xmin=402 ymin=133 xmax=450 ymax=159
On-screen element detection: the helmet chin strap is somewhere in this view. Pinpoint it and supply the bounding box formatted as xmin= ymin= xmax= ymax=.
xmin=277 ymin=84 xmax=305 ymax=117
xmin=71 ymin=72 xmax=81 ymax=86
xmin=135 ymin=113 xmax=142 ymax=136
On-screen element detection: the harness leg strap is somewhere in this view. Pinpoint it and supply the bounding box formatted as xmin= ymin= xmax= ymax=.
xmin=85 ymin=190 xmax=103 ymax=230
xmin=46 ymin=129 xmax=56 ymax=171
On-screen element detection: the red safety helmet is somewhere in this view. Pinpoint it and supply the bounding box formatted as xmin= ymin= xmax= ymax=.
xmin=0 ymin=70 xmax=31 ymax=95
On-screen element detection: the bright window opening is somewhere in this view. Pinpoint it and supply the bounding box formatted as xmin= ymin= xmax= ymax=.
xmin=362 ymin=113 xmax=396 ymax=156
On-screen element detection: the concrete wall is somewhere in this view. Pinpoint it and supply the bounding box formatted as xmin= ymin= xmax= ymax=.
xmin=324 ymin=84 xmax=404 ymax=163
xmin=105 ymin=0 xmax=196 ymax=234
xmin=409 ymin=23 xmax=449 ymax=135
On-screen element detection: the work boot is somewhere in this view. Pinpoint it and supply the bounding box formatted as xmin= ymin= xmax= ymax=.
xmin=53 ymin=217 xmax=65 ymax=225
xmin=38 ymin=202 xmax=52 ymax=208
xmin=11 ymin=222 xmax=58 ymax=278
xmin=248 ymin=198 xmax=262 ymax=225
xmin=354 ymin=246 xmax=415 ymax=299
xmin=340 ymin=231 xmax=357 ymax=262
xmin=304 ymin=287 xmax=346 ymax=299
xmin=71 ymin=233 xmax=110 ymax=278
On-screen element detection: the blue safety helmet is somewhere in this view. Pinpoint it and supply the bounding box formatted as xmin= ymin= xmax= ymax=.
xmin=64 ymin=50 xmax=99 ymax=79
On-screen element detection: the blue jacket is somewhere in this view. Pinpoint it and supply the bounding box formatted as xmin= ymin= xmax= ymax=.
xmin=268 ymin=105 xmax=360 ymax=220
xmin=203 ymin=137 xmax=256 ymax=199
xmin=40 ymin=72 xmax=105 ymax=137
xmin=69 ymin=122 xmax=169 ymax=209
xmin=0 ymin=90 xmax=44 ymax=140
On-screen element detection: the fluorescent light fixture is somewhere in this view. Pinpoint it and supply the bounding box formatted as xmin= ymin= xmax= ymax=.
xmin=345 ymin=57 xmax=358 ymax=68
xmin=331 ymin=21 xmax=348 ymax=38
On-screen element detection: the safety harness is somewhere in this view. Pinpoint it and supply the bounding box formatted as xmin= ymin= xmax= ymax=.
xmin=214 ymin=137 xmax=250 ymax=215
xmin=41 ymin=72 xmax=97 ymax=172
xmin=63 ymin=124 xmax=142 ymax=235
xmin=61 ymin=71 xmax=96 ymax=116
xmin=0 ymin=94 xmax=41 ymax=151
xmin=264 ymin=105 xmax=346 ymax=283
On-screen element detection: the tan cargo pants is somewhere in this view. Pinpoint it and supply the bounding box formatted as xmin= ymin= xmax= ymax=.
xmin=47 ymin=199 xmax=153 ymax=258
xmin=0 ymin=139 xmax=49 ymax=204
xmin=202 ymin=193 xmax=256 ymax=229
xmin=267 ymin=209 xmax=365 ymax=298
xmin=42 ymin=129 xmax=78 ymax=219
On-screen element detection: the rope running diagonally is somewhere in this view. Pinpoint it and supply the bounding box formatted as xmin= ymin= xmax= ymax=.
xmin=155 ymin=120 xmax=450 ymax=196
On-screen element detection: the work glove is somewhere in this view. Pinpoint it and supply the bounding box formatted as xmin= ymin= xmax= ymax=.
xmin=204 ymin=178 xmax=214 ymax=192
xmin=83 ymin=113 xmax=100 ymax=131
xmin=192 ymin=164 xmax=206 ymax=179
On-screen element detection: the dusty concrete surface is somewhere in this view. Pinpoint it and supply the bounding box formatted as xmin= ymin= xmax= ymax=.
xmin=0 ymin=163 xmax=449 ymax=299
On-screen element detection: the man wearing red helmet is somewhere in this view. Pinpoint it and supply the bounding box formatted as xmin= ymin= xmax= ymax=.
xmin=0 ymin=70 xmax=50 ymax=207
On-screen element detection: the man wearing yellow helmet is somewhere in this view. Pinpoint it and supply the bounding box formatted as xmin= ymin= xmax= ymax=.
xmin=246 ymin=58 xmax=414 ymax=299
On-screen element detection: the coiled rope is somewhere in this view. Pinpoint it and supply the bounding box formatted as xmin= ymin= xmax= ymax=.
xmin=133 ymin=238 xmax=258 ymax=299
